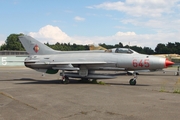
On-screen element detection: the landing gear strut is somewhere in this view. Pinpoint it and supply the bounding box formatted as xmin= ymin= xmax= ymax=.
xmin=129 ymin=73 xmax=137 ymax=85
xmin=61 ymin=70 xmax=69 ymax=84
xmin=62 ymin=76 xmax=69 ymax=84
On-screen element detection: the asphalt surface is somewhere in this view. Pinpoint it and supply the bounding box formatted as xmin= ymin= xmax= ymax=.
xmin=0 ymin=67 xmax=180 ymax=120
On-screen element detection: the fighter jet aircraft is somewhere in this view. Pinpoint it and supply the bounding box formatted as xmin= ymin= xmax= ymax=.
xmin=18 ymin=35 xmax=174 ymax=85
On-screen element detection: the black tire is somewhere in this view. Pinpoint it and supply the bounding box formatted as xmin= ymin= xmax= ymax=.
xmin=65 ymin=76 xmax=69 ymax=84
xmin=129 ymin=79 xmax=136 ymax=85
xmin=61 ymin=76 xmax=69 ymax=84
xmin=61 ymin=80 xmax=65 ymax=84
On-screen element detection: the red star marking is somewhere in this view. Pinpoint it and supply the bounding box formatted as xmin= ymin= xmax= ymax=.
xmin=33 ymin=44 xmax=39 ymax=53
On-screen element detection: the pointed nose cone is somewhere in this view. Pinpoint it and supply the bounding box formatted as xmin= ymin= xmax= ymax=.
xmin=165 ymin=59 xmax=174 ymax=67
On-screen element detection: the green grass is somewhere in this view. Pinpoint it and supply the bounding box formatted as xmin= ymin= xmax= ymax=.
xmin=91 ymin=79 xmax=106 ymax=85
xmin=159 ymin=81 xmax=167 ymax=92
xmin=159 ymin=78 xmax=180 ymax=94
xmin=173 ymin=78 xmax=180 ymax=94
xmin=159 ymin=86 xmax=166 ymax=92
xmin=173 ymin=88 xmax=180 ymax=94
xmin=98 ymin=81 xmax=106 ymax=85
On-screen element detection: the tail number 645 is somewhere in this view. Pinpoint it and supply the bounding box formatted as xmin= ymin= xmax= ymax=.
xmin=132 ymin=59 xmax=150 ymax=68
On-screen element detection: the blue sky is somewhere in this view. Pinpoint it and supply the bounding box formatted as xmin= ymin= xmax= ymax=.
xmin=0 ymin=0 xmax=180 ymax=49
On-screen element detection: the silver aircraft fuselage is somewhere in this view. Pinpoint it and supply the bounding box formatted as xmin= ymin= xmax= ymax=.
xmin=24 ymin=52 xmax=170 ymax=71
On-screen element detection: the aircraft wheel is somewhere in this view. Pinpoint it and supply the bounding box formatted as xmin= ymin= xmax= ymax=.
xmin=62 ymin=76 xmax=69 ymax=84
xmin=129 ymin=79 xmax=136 ymax=85
xmin=61 ymin=80 xmax=65 ymax=84
xmin=65 ymin=76 xmax=70 ymax=84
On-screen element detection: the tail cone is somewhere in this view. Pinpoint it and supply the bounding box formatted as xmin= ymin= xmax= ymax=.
xmin=165 ymin=59 xmax=174 ymax=67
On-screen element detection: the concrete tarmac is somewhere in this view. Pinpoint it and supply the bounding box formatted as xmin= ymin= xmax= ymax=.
xmin=0 ymin=67 xmax=180 ymax=120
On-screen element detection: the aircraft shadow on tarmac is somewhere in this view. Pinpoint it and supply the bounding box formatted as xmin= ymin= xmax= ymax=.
xmin=13 ymin=78 xmax=67 ymax=84
xmin=113 ymin=72 xmax=177 ymax=77
xmin=105 ymin=83 xmax=149 ymax=86
xmin=8 ymin=78 xmax=149 ymax=86
xmin=138 ymin=73 xmax=178 ymax=76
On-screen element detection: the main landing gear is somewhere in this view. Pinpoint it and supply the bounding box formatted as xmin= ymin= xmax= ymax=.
xmin=61 ymin=70 xmax=69 ymax=84
xmin=129 ymin=73 xmax=137 ymax=85
xmin=62 ymin=75 xmax=69 ymax=84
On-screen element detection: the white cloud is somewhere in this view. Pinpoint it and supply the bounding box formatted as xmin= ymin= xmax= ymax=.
xmin=0 ymin=34 xmax=6 ymax=46
xmin=89 ymin=0 xmax=179 ymax=17
xmin=74 ymin=16 xmax=85 ymax=21
xmin=0 ymin=25 xmax=178 ymax=50
xmin=28 ymin=25 xmax=92 ymax=45
xmin=27 ymin=25 xmax=180 ymax=50
xmin=75 ymin=32 xmax=180 ymax=50
xmin=88 ymin=0 xmax=180 ymax=34
xmin=28 ymin=25 xmax=72 ymax=44
xmin=115 ymin=31 xmax=136 ymax=36
xmin=121 ymin=18 xmax=180 ymax=33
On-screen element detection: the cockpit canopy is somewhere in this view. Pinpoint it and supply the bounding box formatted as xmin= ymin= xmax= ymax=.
xmin=105 ymin=48 xmax=138 ymax=54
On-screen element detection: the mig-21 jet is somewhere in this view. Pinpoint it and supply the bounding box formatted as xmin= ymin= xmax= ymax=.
xmin=18 ymin=35 xmax=174 ymax=85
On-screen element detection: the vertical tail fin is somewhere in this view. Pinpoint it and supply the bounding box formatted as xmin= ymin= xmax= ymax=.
xmin=18 ymin=35 xmax=58 ymax=55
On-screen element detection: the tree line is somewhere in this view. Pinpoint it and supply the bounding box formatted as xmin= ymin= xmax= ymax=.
xmin=0 ymin=34 xmax=180 ymax=55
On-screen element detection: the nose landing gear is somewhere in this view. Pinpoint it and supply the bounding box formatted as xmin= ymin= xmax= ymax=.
xmin=129 ymin=73 xmax=137 ymax=85
xmin=129 ymin=78 xmax=136 ymax=85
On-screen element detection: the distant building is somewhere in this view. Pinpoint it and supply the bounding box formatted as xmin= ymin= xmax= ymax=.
xmin=0 ymin=51 xmax=28 ymax=66
xmin=0 ymin=50 xmax=28 ymax=55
